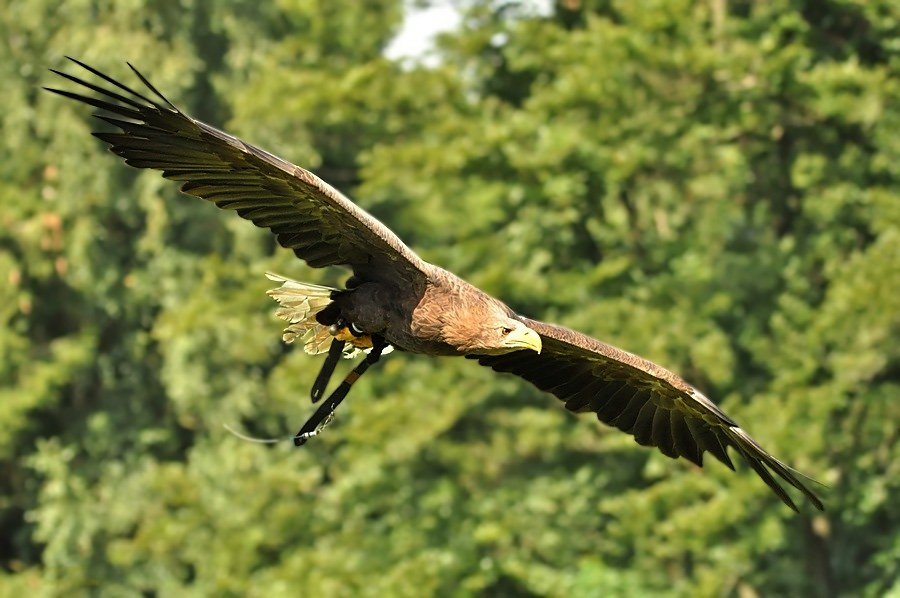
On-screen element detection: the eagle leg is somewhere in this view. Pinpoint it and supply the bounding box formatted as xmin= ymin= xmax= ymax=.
xmin=310 ymin=338 xmax=347 ymax=404
xmin=294 ymin=334 xmax=388 ymax=447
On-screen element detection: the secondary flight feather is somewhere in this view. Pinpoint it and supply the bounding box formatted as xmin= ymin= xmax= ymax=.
xmin=47 ymin=58 xmax=824 ymax=511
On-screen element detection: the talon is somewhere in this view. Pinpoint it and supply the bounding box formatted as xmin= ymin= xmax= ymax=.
xmin=334 ymin=327 xmax=355 ymax=342
xmin=348 ymin=334 xmax=374 ymax=349
xmin=333 ymin=327 xmax=374 ymax=349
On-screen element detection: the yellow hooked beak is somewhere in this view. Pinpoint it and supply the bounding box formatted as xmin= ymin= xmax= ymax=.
xmin=506 ymin=325 xmax=542 ymax=353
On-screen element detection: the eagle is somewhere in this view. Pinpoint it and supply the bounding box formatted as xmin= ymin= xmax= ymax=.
xmin=47 ymin=58 xmax=823 ymax=512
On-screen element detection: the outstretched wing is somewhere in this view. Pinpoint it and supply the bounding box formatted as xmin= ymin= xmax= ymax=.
xmin=471 ymin=318 xmax=824 ymax=511
xmin=45 ymin=58 xmax=430 ymax=289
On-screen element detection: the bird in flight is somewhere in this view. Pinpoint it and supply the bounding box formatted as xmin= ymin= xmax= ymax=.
xmin=47 ymin=58 xmax=823 ymax=511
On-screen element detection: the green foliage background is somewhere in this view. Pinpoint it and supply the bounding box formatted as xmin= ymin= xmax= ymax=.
xmin=2 ymin=0 xmax=899 ymax=595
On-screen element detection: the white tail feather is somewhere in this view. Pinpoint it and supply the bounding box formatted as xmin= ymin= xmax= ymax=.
xmin=265 ymin=272 xmax=337 ymax=353
xmin=264 ymin=272 xmax=392 ymax=358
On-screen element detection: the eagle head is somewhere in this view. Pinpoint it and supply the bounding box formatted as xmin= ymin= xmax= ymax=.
xmin=443 ymin=301 xmax=542 ymax=356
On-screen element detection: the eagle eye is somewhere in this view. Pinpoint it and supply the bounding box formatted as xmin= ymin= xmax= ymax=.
xmin=501 ymin=326 xmax=513 ymax=336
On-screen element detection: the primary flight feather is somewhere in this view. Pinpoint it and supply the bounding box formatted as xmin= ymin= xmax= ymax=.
xmin=47 ymin=58 xmax=824 ymax=512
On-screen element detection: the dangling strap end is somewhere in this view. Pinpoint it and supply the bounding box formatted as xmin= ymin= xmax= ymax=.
xmin=311 ymin=339 xmax=346 ymax=403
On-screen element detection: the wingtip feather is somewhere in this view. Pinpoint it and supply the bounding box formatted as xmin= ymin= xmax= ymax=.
xmin=728 ymin=427 xmax=825 ymax=511
xmin=127 ymin=61 xmax=178 ymax=110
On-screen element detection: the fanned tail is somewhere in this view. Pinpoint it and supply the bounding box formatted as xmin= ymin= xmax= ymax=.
xmin=265 ymin=272 xmax=338 ymax=355
xmin=265 ymin=273 xmax=393 ymax=359
xmin=265 ymin=272 xmax=392 ymax=359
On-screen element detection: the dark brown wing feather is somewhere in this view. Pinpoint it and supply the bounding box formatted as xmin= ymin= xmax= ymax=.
xmin=45 ymin=58 xmax=429 ymax=288
xmin=472 ymin=318 xmax=824 ymax=512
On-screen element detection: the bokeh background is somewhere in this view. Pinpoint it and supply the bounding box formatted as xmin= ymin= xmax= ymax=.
xmin=2 ymin=0 xmax=899 ymax=596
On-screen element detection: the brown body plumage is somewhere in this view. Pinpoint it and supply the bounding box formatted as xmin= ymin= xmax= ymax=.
xmin=47 ymin=58 xmax=824 ymax=512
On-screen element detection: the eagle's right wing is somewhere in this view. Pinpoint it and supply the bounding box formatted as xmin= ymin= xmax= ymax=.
xmin=46 ymin=58 xmax=431 ymax=290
